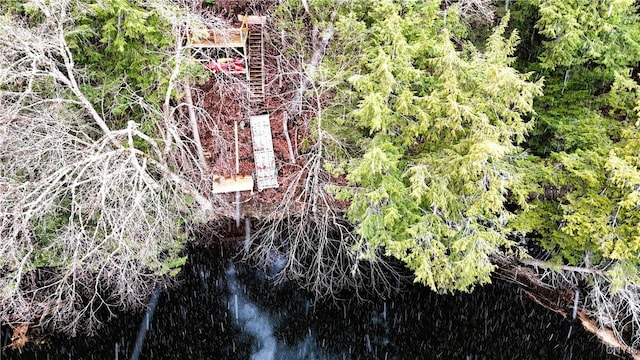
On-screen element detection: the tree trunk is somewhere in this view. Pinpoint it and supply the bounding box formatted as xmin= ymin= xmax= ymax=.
xmin=184 ymin=81 xmax=209 ymax=172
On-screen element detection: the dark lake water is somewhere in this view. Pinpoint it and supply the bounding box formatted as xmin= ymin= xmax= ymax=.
xmin=1 ymin=242 xmax=628 ymax=359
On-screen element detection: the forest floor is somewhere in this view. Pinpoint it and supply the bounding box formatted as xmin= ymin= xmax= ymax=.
xmin=192 ymin=28 xmax=315 ymax=219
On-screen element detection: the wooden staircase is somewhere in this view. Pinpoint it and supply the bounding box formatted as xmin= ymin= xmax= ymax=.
xmin=248 ymin=24 xmax=265 ymax=113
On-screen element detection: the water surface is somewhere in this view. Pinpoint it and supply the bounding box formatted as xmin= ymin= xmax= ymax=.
xmin=2 ymin=243 xmax=626 ymax=359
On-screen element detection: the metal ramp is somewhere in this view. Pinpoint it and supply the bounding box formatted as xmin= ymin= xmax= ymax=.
xmin=250 ymin=114 xmax=278 ymax=190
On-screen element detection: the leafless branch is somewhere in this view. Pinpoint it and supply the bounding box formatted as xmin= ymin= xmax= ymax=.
xmin=0 ymin=0 xmax=234 ymax=335
xmin=242 ymin=12 xmax=402 ymax=300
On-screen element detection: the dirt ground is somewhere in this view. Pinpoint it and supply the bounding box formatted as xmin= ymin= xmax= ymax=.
xmin=193 ymin=35 xmax=313 ymax=217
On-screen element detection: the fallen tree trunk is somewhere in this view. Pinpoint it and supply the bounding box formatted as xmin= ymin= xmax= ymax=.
xmin=493 ymin=256 xmax=640 ymax=359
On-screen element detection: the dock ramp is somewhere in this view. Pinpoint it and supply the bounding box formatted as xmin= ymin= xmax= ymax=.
xmin=250 ymin=115 xmax=278 ymax=191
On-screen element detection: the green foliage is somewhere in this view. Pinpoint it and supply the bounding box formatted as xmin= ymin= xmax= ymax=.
xmin=66 ymin=0 xmax=174 ymax=128
xmin=532 ymin=0 xmax=640 ymax=71
xmin=608 ymin=260 xmax=640 ymax=294
xmin=608 ymin=70 xmax=640 ymax=121
xmin=509 ymin=0 xmax=638 ymax=155
xmin=159 ymin=255 xmax=187 ymax=277
xmin=503 ymin=0 xmax=640 ymax=282
xmin=32 ymin=208 xmax=73 ymax=268
xmin=1 ymin=0 xmax=47 ymax=23
xmin=530 ymin=85 xmax=618 ymax=155
xmin=513 ymin=122 xmax=640 ymax=268
xmin=327 ymin=2 xmax=543 ymax=292
xmin=1 ymin=0 xmax=25 ymax=15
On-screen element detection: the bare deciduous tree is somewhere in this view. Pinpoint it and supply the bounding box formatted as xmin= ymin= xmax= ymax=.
xmin=0 ymin=0 xmax=232 ymax=335
xmin=443 ymin=0 xmax=496 ymax=24
xmin=496 ymin=255 xmax=640 ymax=358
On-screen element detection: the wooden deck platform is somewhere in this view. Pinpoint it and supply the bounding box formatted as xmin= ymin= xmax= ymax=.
xmin=211 ymin=175 xmax=253 ymax=194
xmin=238 ymin=15 xmax=267 ymax=25
xmin=187 ymin=16 xmax=248 ymax=49
xmin=188 ymin=30 xmax=246 ymax=48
